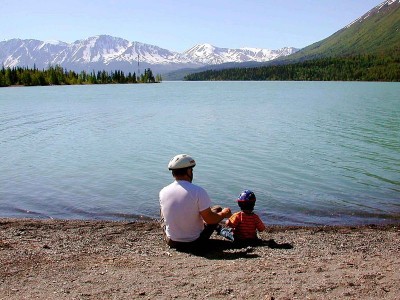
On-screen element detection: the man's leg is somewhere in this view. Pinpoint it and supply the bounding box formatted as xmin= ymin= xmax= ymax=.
xmin=197 ymin=205 xmax=223 ymax=241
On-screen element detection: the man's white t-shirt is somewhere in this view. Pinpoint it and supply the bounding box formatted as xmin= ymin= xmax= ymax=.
xmin=159 ymin=180 xmax=211 ymax=242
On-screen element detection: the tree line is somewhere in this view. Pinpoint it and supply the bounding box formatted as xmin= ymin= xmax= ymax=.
xmin=0 ymin=65 xmax=162 ymax=87
xmin=184 ymin=54 xmax=400 ymax=82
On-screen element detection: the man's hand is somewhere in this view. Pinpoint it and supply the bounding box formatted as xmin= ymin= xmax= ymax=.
xmin=200 ymin=207 xmax=232 ymax=224
xmin=220 ymin=208 xmax=232 ymax=219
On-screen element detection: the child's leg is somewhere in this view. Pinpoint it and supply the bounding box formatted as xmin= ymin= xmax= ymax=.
xmin=217 ymin=227 xmax=234 ymax=242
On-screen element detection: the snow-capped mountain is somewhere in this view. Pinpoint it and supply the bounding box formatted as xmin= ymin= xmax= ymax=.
xmin=183 ymin=43 xmax=297 ymax=65
xmin=0 ymin=35 xmax=298 ymax=74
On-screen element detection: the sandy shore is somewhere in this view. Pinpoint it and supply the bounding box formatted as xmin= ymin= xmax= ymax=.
xmin=0 ymin=218 xmax=399 ymax=300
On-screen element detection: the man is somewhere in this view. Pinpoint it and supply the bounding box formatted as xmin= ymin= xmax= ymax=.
xmin=159 ymin=154 xmax=232 ymax=249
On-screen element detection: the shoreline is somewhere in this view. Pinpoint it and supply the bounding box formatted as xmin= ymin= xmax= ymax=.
xmin=3 ymin=211 xmax=399 ymax=227
xmin=1 ymin=218 xmax=399 ymax=299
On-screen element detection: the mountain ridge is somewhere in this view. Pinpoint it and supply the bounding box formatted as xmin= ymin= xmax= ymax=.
xmin=276 ymin=0 xmax=400 ymax=63
xmin=0 ymin=35 xmax=298 ymax=75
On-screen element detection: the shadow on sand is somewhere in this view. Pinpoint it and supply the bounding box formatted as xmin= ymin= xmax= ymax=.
xmin=172 ymin=239 xmax=293 ymax=259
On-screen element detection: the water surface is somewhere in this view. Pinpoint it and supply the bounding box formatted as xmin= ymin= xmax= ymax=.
xmin=0 ymin=82 xmax=399 ymax=225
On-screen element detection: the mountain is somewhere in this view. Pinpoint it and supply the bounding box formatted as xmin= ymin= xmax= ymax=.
xmin=0 ymin=35 xmax=297 ymax=75
xmin=277 ymin=0 xmax=400 ymax=63
xmin=165 ymin=0 xmax=400 ymax=80
xmin=0 ymin=36 xmax=196 ymax=75
xmin=163 ymin=46 xmax=297 ymax=80
xmin=183 ymin=43 xmax=296 ymax=65
xmin=183 ymin=0 xmax=400 ymax=81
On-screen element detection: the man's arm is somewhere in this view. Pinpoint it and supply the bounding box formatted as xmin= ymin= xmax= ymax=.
xmin=200 ymin=207 xmax=232 ymax=225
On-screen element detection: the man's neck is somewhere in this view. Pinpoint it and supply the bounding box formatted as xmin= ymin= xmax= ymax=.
xmin=174 ymin=175 xmax=191 ymax=182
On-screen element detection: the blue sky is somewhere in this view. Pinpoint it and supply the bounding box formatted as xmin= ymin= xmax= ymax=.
xmin=1 ymin=0 xmax=384 ymax=52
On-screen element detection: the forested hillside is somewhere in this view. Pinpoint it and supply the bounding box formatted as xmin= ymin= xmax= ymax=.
xmin=185 ymin=54 xmax=400 ymax=81
xmin=282 ymin=1 xmax=400 ymax=62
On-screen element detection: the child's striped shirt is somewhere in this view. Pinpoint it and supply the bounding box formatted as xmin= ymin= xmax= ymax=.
xmin=226 ymin=211 xmax=266 ymax=240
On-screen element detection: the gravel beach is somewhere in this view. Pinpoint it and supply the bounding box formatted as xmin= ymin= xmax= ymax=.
xmin=0 ymin=218 xmax=399 ymax=299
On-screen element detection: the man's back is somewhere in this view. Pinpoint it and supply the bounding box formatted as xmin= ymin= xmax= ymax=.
xmin=160 ymin=180 xmax=211 ymax=242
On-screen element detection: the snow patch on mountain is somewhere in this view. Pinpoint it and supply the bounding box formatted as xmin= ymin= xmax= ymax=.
xmin=345 ymin=0 xmax=399 ymax=28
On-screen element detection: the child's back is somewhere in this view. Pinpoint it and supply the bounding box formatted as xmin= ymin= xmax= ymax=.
xmin=227 ymin=210 xmax=265 ymax=240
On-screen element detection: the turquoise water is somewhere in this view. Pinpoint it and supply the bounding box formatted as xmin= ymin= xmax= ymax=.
xmin=0 ymin=82 xmax=399 ymax=225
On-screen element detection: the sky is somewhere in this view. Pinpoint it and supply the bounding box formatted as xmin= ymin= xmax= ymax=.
xmin=0 ymin=0 xmax=385 ymax=52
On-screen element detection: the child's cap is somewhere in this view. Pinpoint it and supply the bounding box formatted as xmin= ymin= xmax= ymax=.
xmin=237 ymin=190 xmax=256 ymax=202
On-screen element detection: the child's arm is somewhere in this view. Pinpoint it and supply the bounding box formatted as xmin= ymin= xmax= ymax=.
xmin=225 ymin=218 xmax=234 ymax=228
xmin=255 ymin=215 xmax=266 ymax=232
xmin=225 ymin=212 xmax=239 ymax=228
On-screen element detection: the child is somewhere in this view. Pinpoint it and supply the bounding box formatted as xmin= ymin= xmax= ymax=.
xmin=218 ymin=190 xmax=266 ymax=244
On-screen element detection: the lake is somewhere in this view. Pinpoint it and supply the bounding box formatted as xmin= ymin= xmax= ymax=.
xmin=0 ymin=81 xmax=399 ymax=225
